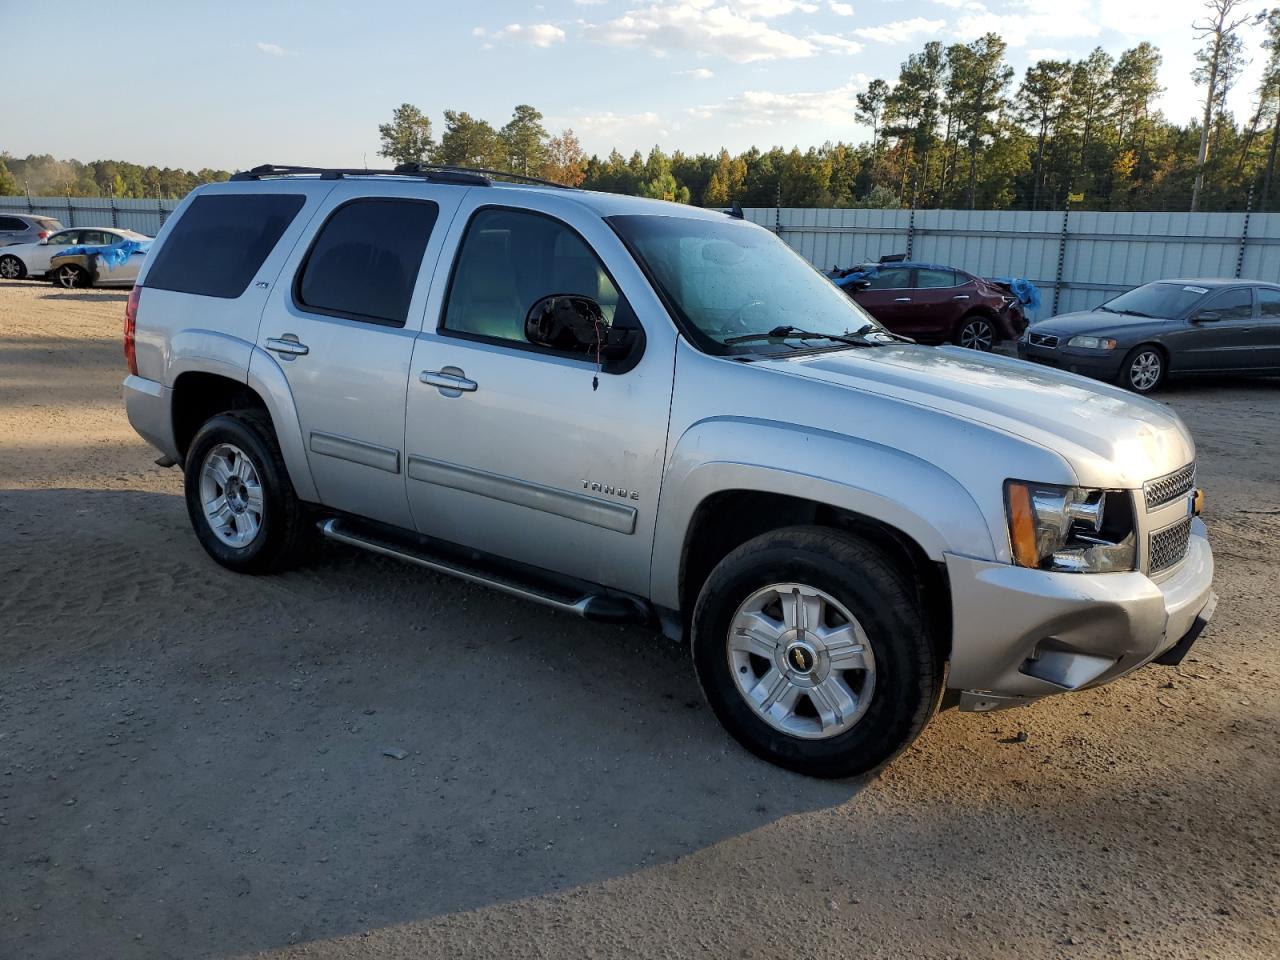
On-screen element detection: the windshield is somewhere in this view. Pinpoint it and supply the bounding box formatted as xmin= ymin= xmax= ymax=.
xmin=609 ymin=214 xmax=882 ymax=353
xmin=1100 ymin=282 xmax=1209 ymax=319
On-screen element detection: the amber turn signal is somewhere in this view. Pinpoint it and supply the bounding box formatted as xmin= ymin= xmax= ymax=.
xmin=1005 ymin=481 xmax=1041 ymax=568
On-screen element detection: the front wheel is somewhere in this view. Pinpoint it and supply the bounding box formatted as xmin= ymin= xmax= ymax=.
xmin=954 ymin=314 xmax=996 ymax=351
xmin=1120 ymin=345 xmax=1165 ymax=393
xmin=183 ymin=411 xmax=309 ymax=573
xmin=53 ymin=263 xmax=90 ymax=289
xmin=691 ymin=527 xmax=942 ymax=778
xmin=0 ymin=255 xmax=25 ymax=280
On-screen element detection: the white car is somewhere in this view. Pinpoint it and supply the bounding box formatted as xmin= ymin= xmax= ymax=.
xmin=0 ymin=227 xmax=151 ymax=281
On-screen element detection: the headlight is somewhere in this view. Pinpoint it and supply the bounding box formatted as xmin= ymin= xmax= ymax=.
xmin=1066 ymin=335 xmax=1117 ymax=351
xmin=1005 ymin=480 xmax=1136 ymax=573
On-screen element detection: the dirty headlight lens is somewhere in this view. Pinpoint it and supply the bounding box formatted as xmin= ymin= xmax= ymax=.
xmin=1066 ymin=335 xmax=1117 ymax=351
xmin=1005 ymin=481 xmax=1136 ymax=573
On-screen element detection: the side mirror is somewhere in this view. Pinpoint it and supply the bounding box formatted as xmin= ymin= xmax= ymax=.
xmin=1190 ymin=310 xmax=1221 ymax=323
xmin=524 ymin=295 xmax=631 ymax=363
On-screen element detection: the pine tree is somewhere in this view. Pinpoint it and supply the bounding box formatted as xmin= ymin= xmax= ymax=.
xmin=377 ymin=103 xmax=434 ymax=167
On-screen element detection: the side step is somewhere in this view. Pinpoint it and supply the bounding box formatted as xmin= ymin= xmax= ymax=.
xmin=317 ymin=517 xmax=648 ymax=624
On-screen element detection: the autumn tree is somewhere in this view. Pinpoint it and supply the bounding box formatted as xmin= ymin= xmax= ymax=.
xmin=541 ymin=129 xmax=587 ymax=186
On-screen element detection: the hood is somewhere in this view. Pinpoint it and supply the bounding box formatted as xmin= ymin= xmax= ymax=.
xmin=1031 ymin=309 xmax=1172 ymax=337
xmin=754 ymin=343 xmax=1194 ymax=488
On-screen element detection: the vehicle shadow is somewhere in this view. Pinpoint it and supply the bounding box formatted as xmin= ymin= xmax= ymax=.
xmin=0 ymin=487 xmax=865 ymax=960
xmin=39 ymin=289 xmax=130 ymax=303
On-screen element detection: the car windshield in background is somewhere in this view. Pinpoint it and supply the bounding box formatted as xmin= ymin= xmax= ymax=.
xmin=1100 ymin=282 xmax=1209 ymax=319
xmin=609 ymin=214 xmax=882 ymax=354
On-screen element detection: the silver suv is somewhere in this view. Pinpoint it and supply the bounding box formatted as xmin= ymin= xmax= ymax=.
xmin=122 ymin=165 xmax=1216 ymax=778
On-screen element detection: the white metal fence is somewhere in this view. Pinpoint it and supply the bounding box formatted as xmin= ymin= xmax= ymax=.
xmin=744 ymin=207 xmax=1280 ymax=318
xmin=0 ymin=196 xmax=181 ymax=238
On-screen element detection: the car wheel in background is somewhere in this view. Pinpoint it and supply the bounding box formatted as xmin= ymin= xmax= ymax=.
xmin=954 ymin=314 xmax=996 ymax=351
xmin=1120 ymin=345 xmax=1166 ymax=393
xmin=183 ymin=411 xmax=310 ymax=574
xmin=0 ymin=255 xmax=25 ymax=280
xmin=691 ymin=526 xmax=942 ymax=779
xmin=53 ymin=264 xmax=90 ymax=289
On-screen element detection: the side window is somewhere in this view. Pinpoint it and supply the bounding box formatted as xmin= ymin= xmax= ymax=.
xmin=863 ymin=267 xmax=911 ymax=290
xmin=145 ymin=193 xmax=306 ymax=299
xmin=81 ymin=230 xmax=114 ymax=246
xmin=0 ymin=217 xmax=27 ymax=231
xmin=442 ymin=207 xmax=622 ymax=346
xmin=296 ymin=198 xmax=438 ymax=327
xmin=1200 ymin=288 xmax=1253 ymax=320
xmin=916 ymin=268 xmax=959 ymax=288
xmin=49 ymin=231 xmax=79 ymax=245
xmin=1258 ymin=288 xmax=1280 ymax=319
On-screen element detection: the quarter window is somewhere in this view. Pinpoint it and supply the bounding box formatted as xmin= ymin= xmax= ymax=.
xmin=297 ymin=199 xmax=438 ymax=327
xmin=916 ymin=268 xmax=959 ymax=288
xmin=443 ymin=207 xmax=622 ymax=345
xmin=1258 ymin=288 xmax=1280 ymax=318
xmin=863 ymin=267 xmax=912 ymax=290
xmin=146 ymin=193 xmax=305 ymax=299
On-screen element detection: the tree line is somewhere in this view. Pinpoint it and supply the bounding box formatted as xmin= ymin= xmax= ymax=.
xmin=0 ymin=153 xmax=231 ymax=200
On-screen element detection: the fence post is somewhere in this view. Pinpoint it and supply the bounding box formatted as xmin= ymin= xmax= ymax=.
xmin=66 ymin=196 xmax=75 ymax=228
xmin=906 ymin=204 xmax=916 ymax=260
xmin=110 ymin=197 xmax=118 ymax=228
xmin=25 ymin=185 xmax=33 ymax=214
xmin=1236 ymin=184 xmax=1254 ymax=279
xmin=1052 ymin=195 xmax=1072 ymax=316
xmin=157 ymin=197 xmax=167 ymax=228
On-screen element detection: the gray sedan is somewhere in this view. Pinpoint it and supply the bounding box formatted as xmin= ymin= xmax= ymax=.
xmin=1016 ymin=279 xmax=1280 ymax=392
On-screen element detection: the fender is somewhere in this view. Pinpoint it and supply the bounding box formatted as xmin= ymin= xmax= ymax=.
xmin=649 ymin=417 xmax=995 ymax=610
xmin=164 ymin=329 xmax=255 ymax=387
xmin=244 ymin=346 xmax=319 ymax=503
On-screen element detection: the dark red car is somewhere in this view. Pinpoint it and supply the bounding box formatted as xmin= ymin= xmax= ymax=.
xmin=834 ymin=261 xmax=1029 ymax=351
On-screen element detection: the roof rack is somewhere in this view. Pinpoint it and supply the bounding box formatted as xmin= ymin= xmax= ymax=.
xmin=229 ymin=163 xmax=573 ymax=189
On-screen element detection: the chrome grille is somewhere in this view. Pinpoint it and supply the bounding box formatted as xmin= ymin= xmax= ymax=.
xmin=1149 ymin=517 xmax=1192 ymax=573
xmin=1144 ymin=463 xmax=1196 ymax=511
xmin=1028 ymin=332 xmax=1059 ymax=348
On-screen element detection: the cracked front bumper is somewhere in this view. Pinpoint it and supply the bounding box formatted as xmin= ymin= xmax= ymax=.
xmin=944 ymin=519 xmax=1215 ymax=711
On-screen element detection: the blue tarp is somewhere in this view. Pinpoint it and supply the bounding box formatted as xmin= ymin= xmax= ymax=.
xmin=57 ymin=238 xmax=151 ymax=272
xmin=989 ymin=275 xmax=1042 ymax=312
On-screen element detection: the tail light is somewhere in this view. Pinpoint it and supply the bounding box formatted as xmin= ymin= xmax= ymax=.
xmin=37 ymin=231 xmax=49 ymax=240
xmin=124 ymin=285 xmax=141 ymax=376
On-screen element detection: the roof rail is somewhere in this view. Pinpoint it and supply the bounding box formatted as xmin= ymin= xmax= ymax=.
xmin=229 ymin=163 xmax=574 ymax=189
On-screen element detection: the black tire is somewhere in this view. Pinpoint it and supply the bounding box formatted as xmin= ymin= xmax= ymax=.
xmin=183 ymin=410 xmax=309 ymax=574
xmin=953 ymin=313 xmax=996 ymax=351
xmin=1119 ymin=344 xmax=1166 ymax=394
xmin=53 ymin=263 xmax=90 ymax=289
xmin=691 ymin=526 xmax=942 ymax=779
xmin=0 ymin=255 xmax=25 ymax=280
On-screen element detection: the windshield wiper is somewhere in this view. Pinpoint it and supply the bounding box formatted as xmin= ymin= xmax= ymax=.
xmin=724 ymin=324 xmax=880 ymax=346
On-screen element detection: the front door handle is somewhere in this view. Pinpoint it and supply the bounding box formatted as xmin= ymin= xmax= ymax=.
xmin=266 ymin=337 xmax=309 ymax=357
xmin=893 ymin=297 xmax=912 ymax=303
xmin=952 ymin=294 xmax=970 ymax=300
xmin=420 ymin=368 xmax=478 ymax=394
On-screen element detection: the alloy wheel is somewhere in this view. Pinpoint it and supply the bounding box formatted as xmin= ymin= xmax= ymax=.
xmin=199 ymin=443 xmax=265 ymax=548
xmin=727 ymin=582 xmax=876 ymax=740
xmin=959 ymin=318 xmax=995 ymax=351
xmin=55 ymin=265 xmax=83 ymax=289
xmin=1128 ymin=350 xmax=1162 ymax=391
xmin=0 ymin=257 xmax=21 ymax=280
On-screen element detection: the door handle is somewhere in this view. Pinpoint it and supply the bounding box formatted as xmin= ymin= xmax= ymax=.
xmin=420 ymin=369 xmax=478 ymax=393
xmin=893 ymin=297 xmax=912 ymax=303
xmin=952 ymin=295 xmax=970 ymax=300
xmin=265 ymin=337 xmax=309 ymax=357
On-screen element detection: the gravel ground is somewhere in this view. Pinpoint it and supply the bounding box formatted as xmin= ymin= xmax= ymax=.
xmin=1 ymin=279 xmax=1277 ymax=960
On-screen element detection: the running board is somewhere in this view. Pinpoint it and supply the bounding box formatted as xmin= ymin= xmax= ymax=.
xmin=317 ymin=518 xmax=648 ymax=624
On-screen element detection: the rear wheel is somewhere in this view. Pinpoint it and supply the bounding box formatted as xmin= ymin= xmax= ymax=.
xmin=691 ymin=526 xmax=942 ymax=778
xmin=0 ymin=255 xmax=25 ymax=280
xmin=954 ymin=313 xmax=996 ymax=351
xmin=1120 ymin=345 xmax=1165 ymax=393
xmin=184 ymin=411 xmax=309 ymax=573
xmin=53 ymin=263 xmax=90 ymax=289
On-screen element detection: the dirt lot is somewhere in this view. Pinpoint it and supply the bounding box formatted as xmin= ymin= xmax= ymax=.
xmin=1 ymin=279 xmax=1277 ymax=960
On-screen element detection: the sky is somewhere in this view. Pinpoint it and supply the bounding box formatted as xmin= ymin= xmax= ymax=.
xmin=4 ymin=0 xmax=1274 ymax=172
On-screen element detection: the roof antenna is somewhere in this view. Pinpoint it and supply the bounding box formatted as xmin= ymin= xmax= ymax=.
xmin=729 ymin=200 xmax=744 ymax=220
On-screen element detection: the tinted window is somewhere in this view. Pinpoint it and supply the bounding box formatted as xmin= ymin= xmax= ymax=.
xmin=296 ymin=199 xmax=437 ymax=326
xmin=444 ymin=208 xmax=621 ymax=343
xmin=0 ymin=217 xmax=28 ymax=231
xmin=864 ymin=268 xmax=912 ymax=289
xmin=916 ymin=268 xmax=960 ymax=288
xmin=48 ymin=231 xmax=79 ymax=245
xmin=1199 ymin=288 xmax=1252 ymax=320
xmin=146 ymin=193 xmax=305 ymax=299
xmin=1259 ymin=288 xmax=1280 ymax=318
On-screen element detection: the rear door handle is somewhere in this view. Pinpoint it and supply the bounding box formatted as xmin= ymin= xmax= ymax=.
xmin=420 ymin=369 xmax=477 ymax=394
xmin=893 ymin=297 xmax=912 ymax=303
xmin=952 ymin=295 xmax=970 ymax=300
xmin=265 ymin=337 xmax=309 ymax=357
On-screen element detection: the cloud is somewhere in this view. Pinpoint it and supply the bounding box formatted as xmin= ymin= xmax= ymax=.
xmin=829 ymin=1 xmax=853 ymax=13
xmin=852 ymin=17 xmax=947 ymax=44
xmin=574 ymin=111 xmax=670 ymax=138
xmin=585 ymin=2 xmax=821 ymax=62
xmin=476 ymin=23 xmax=567 ymax=47
xmin=952 ymin=0 xmax=1098 ymax=48
xmin=676 ymin=67 xmax=716 ymax=78
xmin=574 ymin=0 xmax=608 ymax=5
xmin=689 ymin=75 xmax=869 ymax=128
xmin=808 ymin=32 xmax=863 ymax=54
xmin=255 ymin=42 xmax=293 ymax=57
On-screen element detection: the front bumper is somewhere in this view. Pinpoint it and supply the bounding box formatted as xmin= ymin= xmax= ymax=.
xmin=1016 ymin=341 xmax=1122 ymax=381
xmin=123 ymin=374 xmax=179 ymax=461
xmin=945 ymin=519 xmax=1215 ymax=710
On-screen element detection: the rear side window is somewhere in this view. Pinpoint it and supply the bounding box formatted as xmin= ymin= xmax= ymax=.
xmin=916 ymin=268 xmax=959 ymax=288
xmin=295 ymin=198 xmax=438 ymax=327
xmin=1258 ymin=288 xmax=1280 ymax=318
xmin=145 ymin=193 xmax=305 ymax=298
